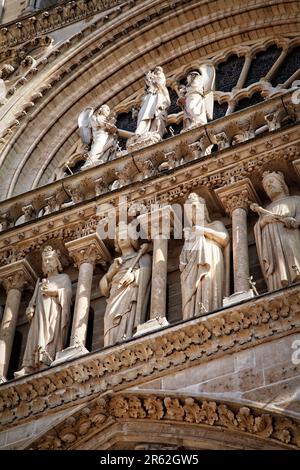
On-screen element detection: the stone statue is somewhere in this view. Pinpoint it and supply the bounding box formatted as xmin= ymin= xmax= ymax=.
xmin=178 ymin=64 xmax=215 ymax=131
xmin=179 ymin=193 xmax=230 ymax=319
xmin=99 ymin=230 xmax=151 ymax=347
xmin=15 ymin=246 xmax=72 ymax=377
xmin=251 ymin=171 xmax=300 ymax=291
xmin=78 ymin=104 xmax=117 ymax=169
xmin=127 ymin=66 xmax=170 ymax=151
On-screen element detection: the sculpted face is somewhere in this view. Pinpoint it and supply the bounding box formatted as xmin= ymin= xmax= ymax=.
xmin=263 ymin=174 xmax=287 ymax=200
xmin=42 ymin=251 xmax=59 ymax=275
xmin=99 ymin=105 xmax=110 ymax=117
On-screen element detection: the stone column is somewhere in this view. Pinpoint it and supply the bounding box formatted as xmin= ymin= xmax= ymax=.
xmin=216 ymin=179 xmax=260 ymax=304
xmin=66 ymin=233 xmax=111 ymax=350
xmin=137 ymin=206 xmax=180 ymax=335
xmin=0 ymin=260 xmax=37 ymax=381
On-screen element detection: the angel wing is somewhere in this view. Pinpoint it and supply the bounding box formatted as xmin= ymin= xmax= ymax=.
xmin=78 ymin=107 xmax=94 ymax=145
xmin=199 ymin=63 xmax=216 ymax=121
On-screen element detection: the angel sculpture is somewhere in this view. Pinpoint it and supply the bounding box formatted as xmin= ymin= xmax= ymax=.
xmin=178 ymin=63 xmax=215 ymax=131
xmin=78 ymin=104 xmax=118 ymax=169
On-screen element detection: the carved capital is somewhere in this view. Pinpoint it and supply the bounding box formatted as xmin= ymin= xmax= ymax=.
xmin=215 ymin=179 xmax=260 ymax=216
xmin=0 ymin=259 xmax=37 ymax=292
xmin=66 ymin=233 xmax=111 ymax=268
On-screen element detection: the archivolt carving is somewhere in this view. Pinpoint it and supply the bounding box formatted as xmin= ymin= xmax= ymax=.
xmin=0 ymin=284 xmax=299 ymax=430
xmin=29 ymin=392 xmax=300 ymax=450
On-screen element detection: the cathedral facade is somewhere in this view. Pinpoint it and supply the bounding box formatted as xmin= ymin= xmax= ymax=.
xmin=0 ymin=0 xmax=299 ymax=450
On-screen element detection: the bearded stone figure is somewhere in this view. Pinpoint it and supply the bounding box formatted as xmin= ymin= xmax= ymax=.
xmin=251 ymin=171 xmax=300 ymax=291
xmin=180 ymin=193 xmax=230 ymax=319
xmin=99 ymin=230 xmax=151 ymax=347
xmin=15 ymin=246 xmax=72 ymax=377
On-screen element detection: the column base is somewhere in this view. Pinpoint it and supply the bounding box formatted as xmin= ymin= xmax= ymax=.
xmin=0 ymin=375 xmax=7 ymax=383
xmin=134 ymin=317 xmax=169 ymax=337
xmin=51 ymin=344 xmax=89 ymax=366
xmin=223 ymin=290 xmax=255 ymax=307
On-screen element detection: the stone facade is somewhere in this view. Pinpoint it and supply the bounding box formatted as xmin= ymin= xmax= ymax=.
xmin=0 ymin=0 xmax=299 ymax=450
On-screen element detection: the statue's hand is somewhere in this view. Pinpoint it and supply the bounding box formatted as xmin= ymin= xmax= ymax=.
xmin=26 ymin=306 xmax=34 ymax=322
xmin=260 ymin=214 xmax=276 ymax=227
xmin=119 ymin=271 xmax=135 ymax=288
xmin=283 ymin=217 xmax=299 ymax=229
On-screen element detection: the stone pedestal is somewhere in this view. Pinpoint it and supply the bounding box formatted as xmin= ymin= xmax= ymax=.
xmin=51 ymin=343 xmax=89 ymax=366
xmin=216 ymin=179 xmax=260 ymax=295
xmin=66 ymin=233 xmax=111 ymax=348
xmin=0 ymin=260 xmax=37 ymax=380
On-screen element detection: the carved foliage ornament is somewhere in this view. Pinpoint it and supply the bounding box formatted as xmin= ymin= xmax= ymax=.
xmin=0 ymin=286 xmax=299 ymax=429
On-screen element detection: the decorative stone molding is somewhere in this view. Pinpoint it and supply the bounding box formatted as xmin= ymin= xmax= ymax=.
xmin=0 ymin=259 xmax=37 ymax=292
xmin=0 ymin=91 xmax=298 ymax=239
xmin=65 ymin=233 xmax=111 ymax=268
xmin=0 ymin=284 xmax=299 ymax=429
xmin=29 ymin=392 xmax=300 ymax=450
xmin=215 ymin=179 xmax=260 ymax=215
xmin=0 ymin=126 xmax=299 ymax=267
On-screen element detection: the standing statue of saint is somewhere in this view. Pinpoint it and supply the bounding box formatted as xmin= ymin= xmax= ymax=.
xmin=178 ymin=64 xmax=215 ymax=131
xmin=99 ymin=231 xmax=151 ymax=347
xmin=180 ymin=193 xmax=230 ymax=319
xmin=127 ymin=66 xmax=170 ymax=151
xmin=15 ymin=246 xmax=72 ymax=377
xmin=251 ymin=171 xmax=300 ymax=291
xmin=78 ymin=104 xmax=117 ymax=169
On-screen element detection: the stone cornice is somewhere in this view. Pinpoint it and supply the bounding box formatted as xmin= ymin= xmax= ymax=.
xmin=29 ymin=391 xmax=300 ymax=450
xmin=0 ymin=283 xmax=299 ymax=430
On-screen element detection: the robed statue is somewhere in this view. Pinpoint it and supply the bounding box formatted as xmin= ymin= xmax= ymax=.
xmin=178 ymin=64 xmax=215 ymax=131
xmin=127 ymin=66 xmax=170 ymax=151
xmin=15 ymin=246 xmax=72 ymax=377
xmin=78 ymin=104 xmax=117 ymax=169
xmin=180 ymin=193 xmax=230 ymax=318
xmin=99 ymin=230 xmax=151 ymax=347
xmin=251 ymin=171 xmax=300 ymax=291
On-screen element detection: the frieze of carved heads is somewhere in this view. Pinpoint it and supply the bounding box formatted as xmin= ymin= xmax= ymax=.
xmin=0 ymin=285 xmax=299 ymax=429
xmin=29 ymin=393 xmax=300 ymax=449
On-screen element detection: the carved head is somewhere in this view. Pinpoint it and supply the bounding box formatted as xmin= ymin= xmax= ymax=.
xmin=262 ymin=171 xmax=289 ymax=200
xmin=114 ymin=226 xmax=139 ymax=254
xmin=187 ymin=70 xmax=201 ymax=85
xmin=42 ymin=245 xmax=63 ymax=275
xmin=186 ymin=193 xmax=211 ymax=224
xmin=98 ymin=104 xmax=110 ymax=117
